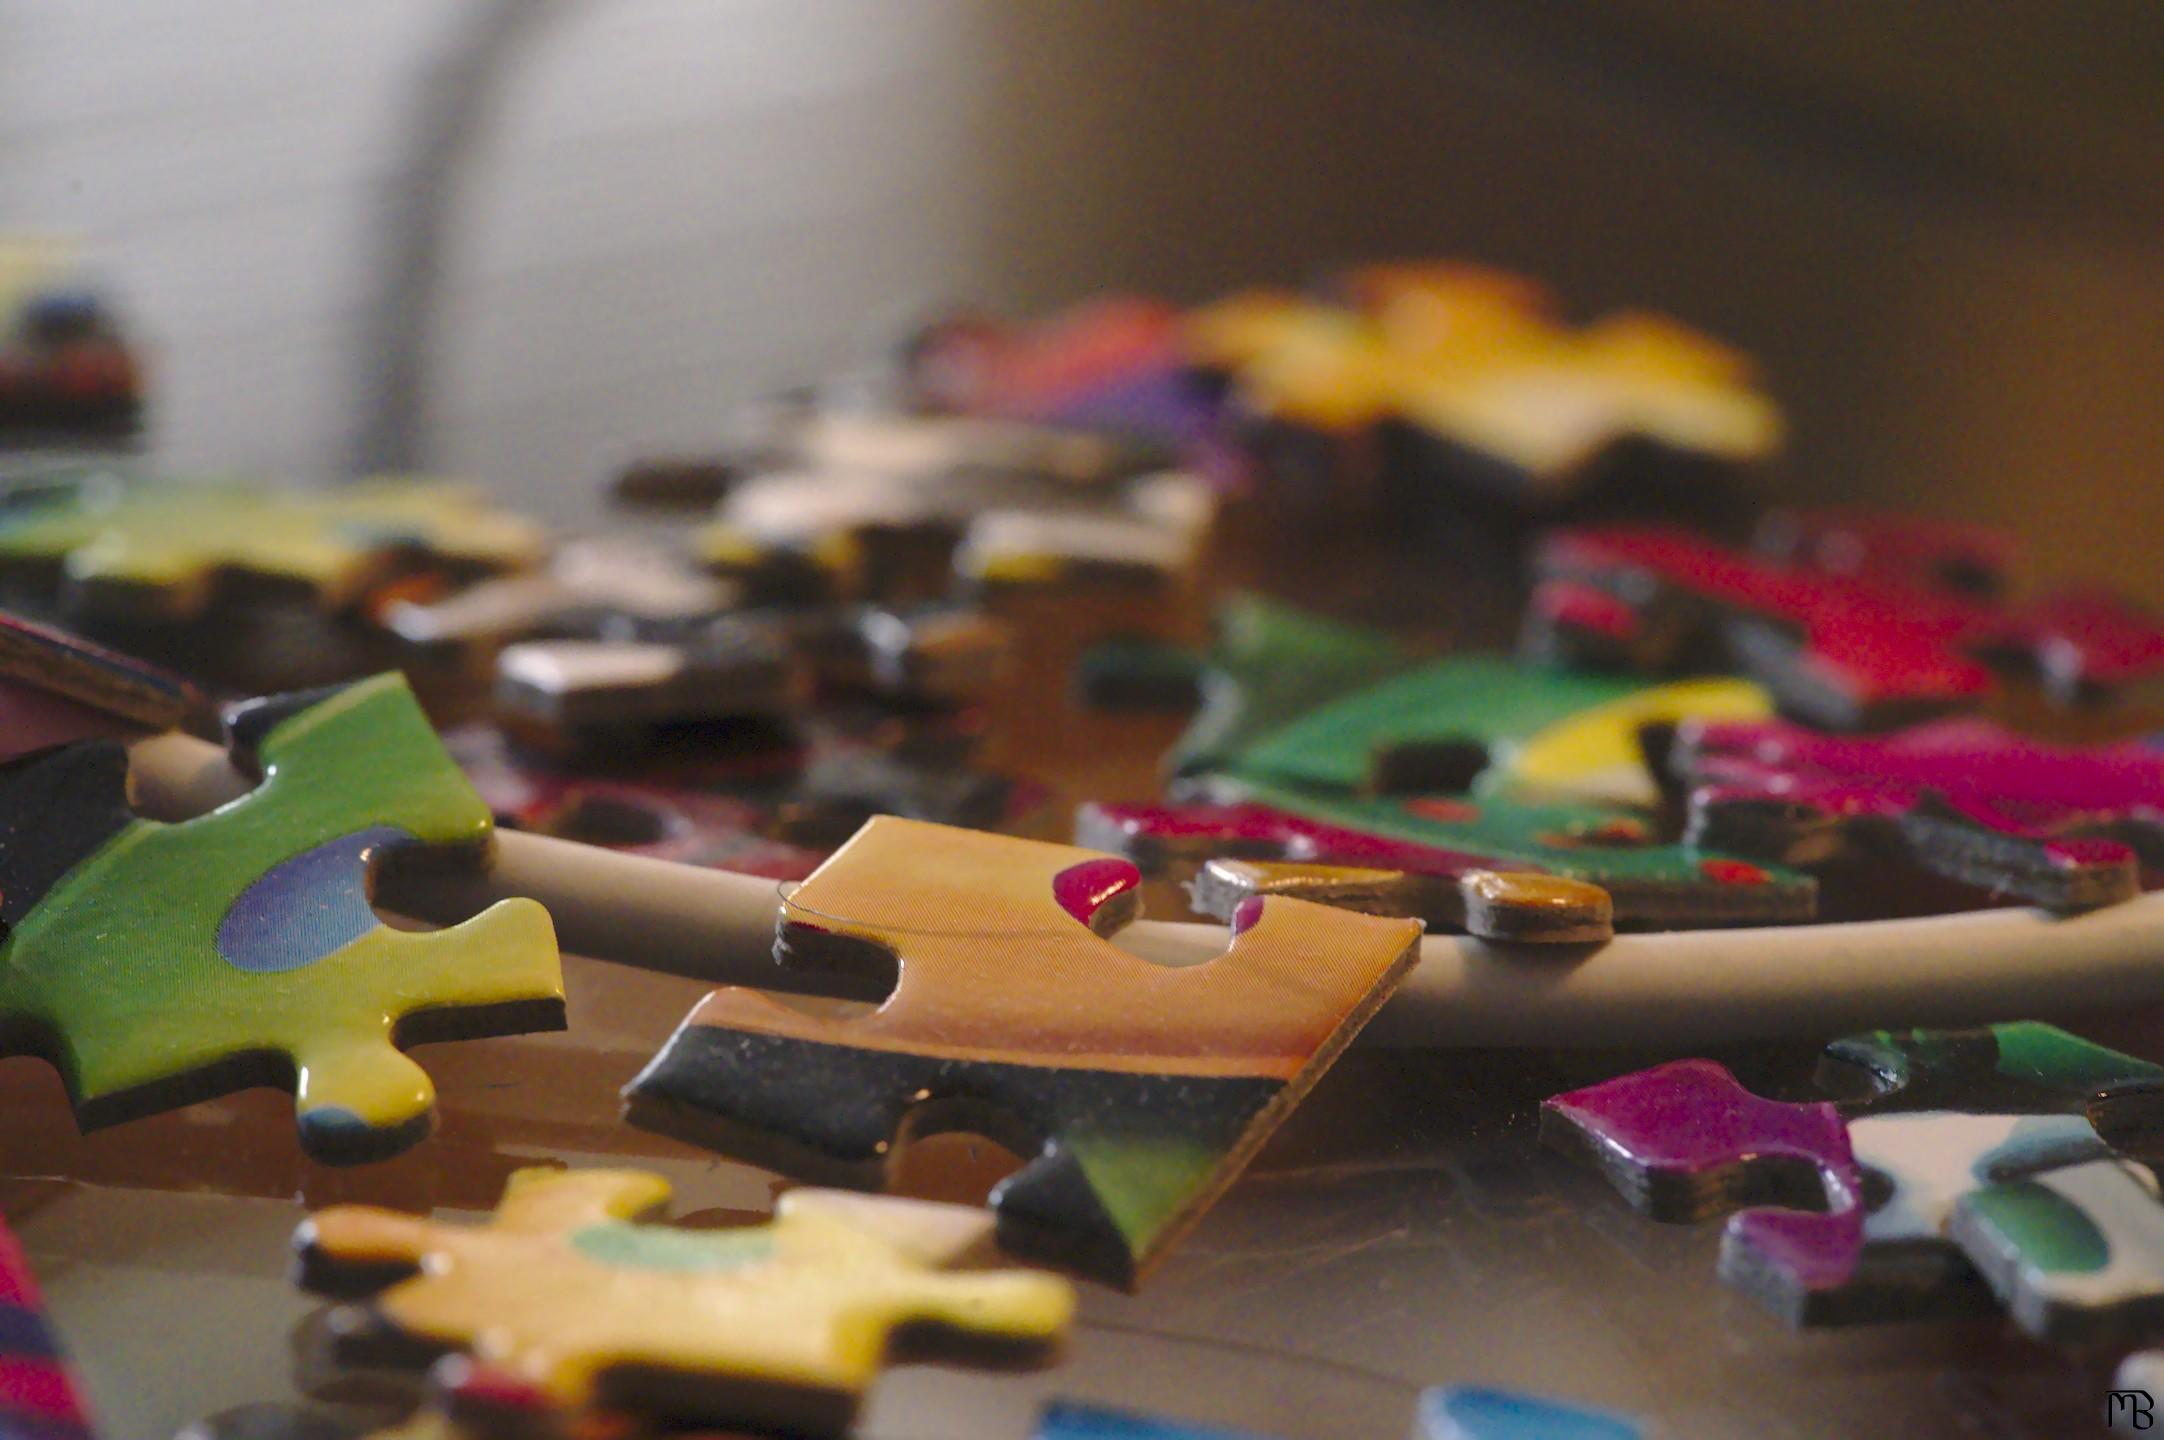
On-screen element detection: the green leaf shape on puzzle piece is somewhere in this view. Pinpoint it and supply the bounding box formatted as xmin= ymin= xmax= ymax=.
xmin=1961 ymin=1179 xmax=2112 ymax=1274
xmin=0 ymin=672 xmax=562 ymax=1152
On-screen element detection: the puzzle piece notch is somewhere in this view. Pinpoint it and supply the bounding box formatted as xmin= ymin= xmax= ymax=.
xmin=0 ymin=672 xmax=563 ymax=1163
xmin=1528 ymin=521 xmax=2164 ymax=728
xmin=1677 ymin=716 xmax=2164 ymax=911
xmin=1076 ymin=799 xmax=1611 ymax=943
xmin=1415 ymin=1385 xmax=1649 ymax=1440
xmin=625 ymin=816 xmax=1422 ymax=1288
xmin=294 ymin=1167 xmax=1074 ymax=1436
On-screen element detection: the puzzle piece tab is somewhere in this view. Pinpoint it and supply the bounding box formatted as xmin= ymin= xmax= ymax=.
xmin=1546 ymin=1024 xmax=2164 ymax=1325
xmin=625 ymin=816 xmax=1422 ymax=1287
xmin=1678 ymin=716 xmax=2164 ymax=910
xmin=0 ymin=672 xmax=563 ymax=1162
xmin=1416 ymin=1386 xmax=1649 ymax=1440
xmin=0 ymin=1213 xmax=97 ymax=1439
xmin=1528 ymin=521 xmax=2164 ymax=727
xmin=294 ymin=1167 xmax=1074 ymax=1436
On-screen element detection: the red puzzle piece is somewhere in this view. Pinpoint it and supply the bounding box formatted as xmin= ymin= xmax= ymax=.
xmin=1528 ymin=521 xmax=2164 ymax=728
xmin=1678 ymin=716 xmax=2164 ymax=910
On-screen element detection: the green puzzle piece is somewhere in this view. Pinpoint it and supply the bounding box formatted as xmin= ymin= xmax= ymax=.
xmin=0 ymin=671 xmax=563 ymax=1162
xmin=1190 ymin=652 xmax=1813 ymax=929
xmin=1166 ymin=593 xmax=1407 ymax=778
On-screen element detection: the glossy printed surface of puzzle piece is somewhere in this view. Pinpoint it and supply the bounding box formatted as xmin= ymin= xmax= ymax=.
xmin=1950 ymin=1157 xmax=2164 ymax=1344
xmin=294 ymin=1168 xmax=1074 ymax=1435
xmin=1415 ymin=1386 xmax=1648 ymax=1440
xmin=625 ymin=816 xmax=1422 ymax=1287
xmin=0 ymin=473 xmax=544 ymax=620
xmin=0 ymin=1213 xmax=98 ymax=1440
xmin=0 ymin=673 xmax=563 ymax=1162
xmin=1678 ymin=716 xmax=2164 ymax=910
xmin=1817 ymin=1021 xmax=2164 ymax=1130
xmin=1528 ymin=522 xmax=2164 ymax=727
xmin=1034 ymin=1399 xmax=1281 ymax=1439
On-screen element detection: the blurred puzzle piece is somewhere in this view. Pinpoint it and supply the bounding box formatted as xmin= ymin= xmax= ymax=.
xmin=0 ymin=607 xmax=208 ymax=762
xmin=1528 ymin=520 xmax=2164 ymax=728
xmin=293 ymin=1167 xmax=1073 ymax=1436
xmin=1678 ymin=716 xmax=2164 ymax=911
xmin=1416 ymin=1386 xmax=1649 ymax=1439
xmin=0 ymin=672 xmax=563 ymax=1162
xmin=0 ymin=1213 xmax=98 ymax=1440
xmin=1035 ymin=1399 xmax=1281 ymax=1439
xmin=625 ymin=816 xmax=1422 ymax=1287
xmin=0 ymin=468 xmax=544 ymax=622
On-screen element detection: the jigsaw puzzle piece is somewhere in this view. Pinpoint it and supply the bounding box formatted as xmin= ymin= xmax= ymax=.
xmin=1951 ymin=1156 xmax=2164 ymax=1344
xmin=1074 ymin=799 xmax=1612 ymax=942
xmin=493 ymin=625 xmax=807 ymax=754
xmin=1817 ymin=1020 xmax=2164 ymax=1140
xmin=1090 ymin=779 xmax=1800 ymax=939
xmin=1164 ymin=594 xmax=1407 ymax=779
xmin=1527 ymin=521 xmax=2164 ymax=728
xmin=1549 ymin=1026 xmax=2164 ymax=1325
xmin=1678 ymin=716 xmax=2164 ymax=910
xmin=1415 ymin=1386 xmax=1649 ymax=1440
xmin=381 ymin=537 xmax=735 ymax=651
xmin=294 ymin=1167 xmax=1073 ymax=1436
xmin=625 ymin=816 xmax=1422 ymax=1287
xmin=0 ymin=1213 xmax=98 ymax=1439
xmin=1230 ymin=653 xmax=1768 ymax=806
xmin=0 ymin=672 xmax=563 ymax=1162
xmin=0 ymin=475 xmax=544 ymax=622
xmin=1035 ymin=1399 xmax=1281 ymax=1439
xmin=1542 ymin=1059 xmax=1866 ymax=1320
xmin=0 ymin=607 xmax=208 ymax=761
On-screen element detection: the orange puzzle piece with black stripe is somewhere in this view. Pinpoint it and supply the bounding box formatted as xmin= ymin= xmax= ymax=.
xmin=624 ymin=816 xmax=1424 ymax=1288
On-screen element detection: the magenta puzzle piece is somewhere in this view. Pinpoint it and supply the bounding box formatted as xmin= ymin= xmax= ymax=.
xmin=1541 ymin=1059 xmax=1864 ymax=1307
xmin=1679 ymin=716 xmax=2164 ymax=910
xmin=1528 ymin=522 xmax=2164 ymax=728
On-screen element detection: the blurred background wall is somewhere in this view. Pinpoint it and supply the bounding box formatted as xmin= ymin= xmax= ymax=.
xmin=3 ymin=0 xmax=2161 ymax=592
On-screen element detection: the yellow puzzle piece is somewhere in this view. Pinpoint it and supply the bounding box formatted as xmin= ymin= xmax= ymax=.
xmin=296 ymin=1168 xmax=1075 ymax=1436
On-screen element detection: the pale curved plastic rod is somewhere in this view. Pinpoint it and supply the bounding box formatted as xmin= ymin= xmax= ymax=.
xmin=129 ymin=733 xmax=2164 ymax=1048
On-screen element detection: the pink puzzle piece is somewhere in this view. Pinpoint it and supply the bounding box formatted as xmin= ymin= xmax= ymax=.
xmin=1679 ymin=716 xmax=2164 ymax=910
xmin=1528 ymin=522 xmax=2164 ymax=728
xmin=1541 ymin=1059 xmax=1864 ymax=1308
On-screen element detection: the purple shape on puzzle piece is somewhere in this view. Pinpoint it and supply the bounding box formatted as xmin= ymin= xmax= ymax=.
xmin=1684 ymin=717 xmax=2164 ymax=881
xmin=1083 ymin=800 xmax=1516 ymax=882
xmin=1542 ymin=1059 xmax=1864 ymax=1295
